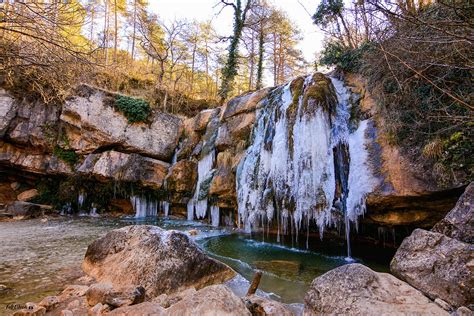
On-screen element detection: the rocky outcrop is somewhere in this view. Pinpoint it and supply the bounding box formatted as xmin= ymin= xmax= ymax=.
xmin=165 ymin=160 xmax=197 ymax=203
xmin=304 ymin=263 xmax=448 ymax=315
xmin=78 ymin=150 xmax=169 ymax=189
xmin=390 ymin=183 xmax=473 ymax=309
xmin=0 ymin=89 xmax=17 ymax=137
xmin=82 ymin=225 xmax=236 ymax=297
xmin=62 ymin=86 xmax=182 ymax=161
xmin=245 ymin=294 xmax=293 ymax=316
xmin=432 ymin=182 xmax=473 ymax=243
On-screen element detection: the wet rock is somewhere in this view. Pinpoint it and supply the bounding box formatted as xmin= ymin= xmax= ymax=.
xmin=0 ymin=89 xmax=17 ymax=137
xmin=304 ymin=263 xmax=448 ymax=315
xmin=16 ymin=189 xmax=39 ymax=202
xmin=209 ymin=151 xmax=235 ymax=204
xmin=78 ymin=150 xmax=169 ymax=189
xmin=165 ymin=160 xmax=197 ymax=201
xmin=187 ymin=229 xmax=198 ymax=236
xmin=38 ymin=296 xmax=59 ymax=311
xmin=108 ymin=302 xmax=164 ymax=316
xmin=225 ymin=112 xmax=256 ymax=144
xmin=432 ymin=182 xmax=473 ymax=243
xmin=82 ymin=225 xmax=236 ymax=297
xmin=10 ymin=182 xmax=21 ymax=191
xmin=62 ymin=86 xmax=182 ymax=161
xmin=215 ymin=125 xmax=232 ymax=151
xmin=6 ymin=201 xmax=42 ymax=218
xmin=165 ymin=285 xmax=251 ymax=316
xmin=391 ymin=229 xmax=473 ymax=308
xmin=245 ymin=294 xmax=293 ymax=316
xmin=110 ymin=199 xmax=134 ymax=215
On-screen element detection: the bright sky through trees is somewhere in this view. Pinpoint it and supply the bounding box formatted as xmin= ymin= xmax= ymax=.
xmin=148 ymin=0 xmax=325 ymax=61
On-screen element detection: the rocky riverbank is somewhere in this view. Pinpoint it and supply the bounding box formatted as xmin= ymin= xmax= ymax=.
xmin=8 ymin=183 xmax=472 ymax=315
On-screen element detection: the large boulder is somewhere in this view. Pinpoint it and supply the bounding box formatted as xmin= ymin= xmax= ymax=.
xmin=304 ymin=263 xmax=448 ymax=316
xmin=108 ymin=302 xmax=164 ymax=316
xmin=432 ymin=183 xmax=473 ymax=243
xmin=390 ymin=228 xmax=473 ymax=308
xmin=61 ymin=86 xmax=182 ymax=161
xmin=164 ymin=285 xmax=251 ymax=316
xmin=78 ymin=150 xmax=169 ymax=189
xmin=82 ymin=225 xmax=236 ymax=298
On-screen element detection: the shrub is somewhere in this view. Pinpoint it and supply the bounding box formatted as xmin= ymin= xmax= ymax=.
xmin=115 ymin=95 xmax=151 ymax=123
xmin=53 ymin=146 xmax=79 ymax=167
xmin=318 ymin=41 xmax=373 ymax=72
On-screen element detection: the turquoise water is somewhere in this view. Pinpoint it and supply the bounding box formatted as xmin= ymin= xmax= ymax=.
xmin=0 ymin=217 xmax=392 ymax=311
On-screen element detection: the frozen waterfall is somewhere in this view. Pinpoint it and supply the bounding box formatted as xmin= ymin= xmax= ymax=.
xmin=236 ymin=74 xmax=376 ymax=256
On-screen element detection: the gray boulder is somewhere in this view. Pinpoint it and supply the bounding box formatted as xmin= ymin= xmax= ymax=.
xmin=432 ymin=182 xmax=473 ymax=243
xmin=391 ymin=228 xmax=473 ymax=308
xmin=82 ymin=225 xmax=236 ymax=298
xmin=304 ymin=263 xmax=448 ymax=316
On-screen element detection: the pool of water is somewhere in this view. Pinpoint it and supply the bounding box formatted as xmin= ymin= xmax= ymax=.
xmin=0 ymin=216 xmax=393 ymax=311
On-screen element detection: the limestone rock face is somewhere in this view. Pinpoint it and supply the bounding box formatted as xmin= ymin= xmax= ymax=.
xmin=390 ymin=228 xmax=473 ymax=308
xmin=78 ymin=150 xmax=169 ymax=189
xmin=62 ymin=86 xmax=182 ymax=161
xmin=432 ymin=183 xmax=473 ymax=243
xmin=82 ymin=225 xmax=236 ymax=298
xmin=0 ymin=89 xmax=17 ymax=137
xmin=164 ymin=285 xmax=251 ymax=316
xmin=8 ymin=100 xmax=59 ymax=149
xmin=165 ymin=160 xmax=197 ymax=202
xmin=0 ymin=141 xmax=72 ymax=175
xmin=304 ymin=263 xmax=448 ymax=316
xmin=209 ymin=151 xmax=235 ymax=206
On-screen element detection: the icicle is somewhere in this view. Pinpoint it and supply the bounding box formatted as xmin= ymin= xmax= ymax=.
xmin=210 ymin=205 xmax=220 ymax=227
xmin=188 ymin=151 xmax=215 ymax=221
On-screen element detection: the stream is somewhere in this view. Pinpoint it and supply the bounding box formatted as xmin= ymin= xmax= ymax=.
xmin=0 ymin=216 xmax=392 ymax=312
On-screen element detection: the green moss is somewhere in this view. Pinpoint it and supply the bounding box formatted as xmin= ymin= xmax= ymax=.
xmin=115 ymin=95 xmax=151 ymax=123
xmin=53 ymin=146 xmax=79 ymax=167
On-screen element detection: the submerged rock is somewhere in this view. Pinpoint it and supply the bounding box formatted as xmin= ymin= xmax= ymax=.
xmin=304 ymin=263 xmax=448 ymax=316
xmin=82 ymin=225 xmax=236 ymax=298
xmin=390 ymin=228 xmax=473 ymax=308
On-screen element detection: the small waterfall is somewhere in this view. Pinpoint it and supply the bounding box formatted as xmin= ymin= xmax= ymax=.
xmin=187 ymin=151 xmax=215 ymax=220
xmin=236 ymin=74 xmax=376 ymax=257
xmin=131 ymin=195 xmax=158 ymax=218
xmin=211 ymin=205 xmax=220 ymax=227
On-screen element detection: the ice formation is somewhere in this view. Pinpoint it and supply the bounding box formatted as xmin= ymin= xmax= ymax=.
xmin=236 ymin=74 xmax=377 ymax=251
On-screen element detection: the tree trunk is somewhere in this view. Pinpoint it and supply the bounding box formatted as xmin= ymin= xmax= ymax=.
xmin=256 ymin=23 xmax=264 ymax=90
xmin=114 ymin=0 xmax=118 ymax=63
xmin=104 ymin=0 xmax=109 ymax=67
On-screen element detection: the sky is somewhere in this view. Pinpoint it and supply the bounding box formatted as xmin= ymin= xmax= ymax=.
xmin=148 ymin=0 xmax=326 ymax=62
